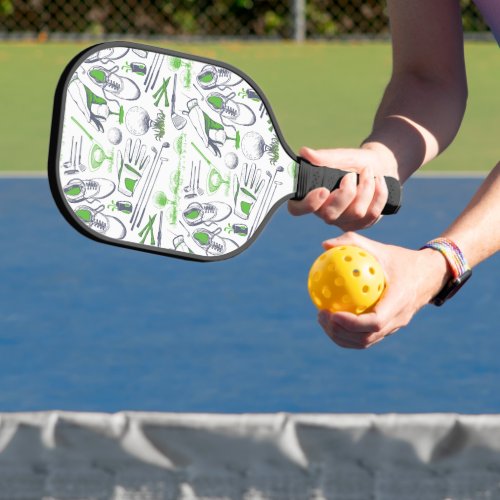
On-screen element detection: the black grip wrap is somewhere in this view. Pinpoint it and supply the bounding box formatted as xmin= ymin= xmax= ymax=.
xmin=292 ymin=157 xmax=402 ymax=215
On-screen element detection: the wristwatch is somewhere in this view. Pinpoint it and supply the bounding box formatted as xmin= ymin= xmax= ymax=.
xmin=421 ymin=238 xmax=472 ymax=306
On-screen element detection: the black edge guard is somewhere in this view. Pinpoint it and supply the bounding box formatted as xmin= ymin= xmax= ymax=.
xmin=292 ymin=158 xmax=402 ymax=215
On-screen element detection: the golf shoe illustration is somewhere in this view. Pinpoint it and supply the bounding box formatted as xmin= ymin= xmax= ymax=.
xmin=88 ymin=66 xmax=140 ymax=100
xmin=182 ymin=201 xmax=232 ymax=226
xmin=206 ymin=92 xmax=256 ymax=127
xmin=196 ymin=65 xmax=243 ymax=90
xmin=192 ymin=227 xmax=237 ymax=257
xmin=74 ymin=205 xmax=126 ymax=239
xmin=63 ymin=178 xmax=116 ymax=203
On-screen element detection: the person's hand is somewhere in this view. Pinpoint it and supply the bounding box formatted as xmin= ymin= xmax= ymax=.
xmin=288 ymin=145 xmax=398 ymax=231
xmin=316 ymin=232 xmax=451 ymax=349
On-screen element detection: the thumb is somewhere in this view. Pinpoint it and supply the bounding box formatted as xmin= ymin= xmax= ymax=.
xmin=322 ymin=231 xmax=375 ymax=252
xmin=299 ymin=147 xmax=365 ymax=170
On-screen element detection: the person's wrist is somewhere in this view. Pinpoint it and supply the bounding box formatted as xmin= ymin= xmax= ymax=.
xmin=360 ymin=141 xmax=399 ymax=178
xmin=417 ymin=248 xmax=453 ymax=304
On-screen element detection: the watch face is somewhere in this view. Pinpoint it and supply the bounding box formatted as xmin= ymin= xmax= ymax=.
xmin=432 ymin=269 xmax=472 ymax=306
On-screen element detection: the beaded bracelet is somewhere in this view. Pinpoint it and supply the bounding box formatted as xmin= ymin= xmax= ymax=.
xmin=420 ymin=237 xmax=472 ymax=306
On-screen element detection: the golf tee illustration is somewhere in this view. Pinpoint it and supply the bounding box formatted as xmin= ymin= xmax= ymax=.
xmin=49 ymin=42 xmax=402 ymax=261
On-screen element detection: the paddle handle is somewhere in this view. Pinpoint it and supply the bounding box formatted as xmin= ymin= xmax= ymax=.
xmin=292 ymin=157 xmax=402 ymax=215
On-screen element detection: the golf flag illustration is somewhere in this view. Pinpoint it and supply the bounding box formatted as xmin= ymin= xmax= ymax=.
xmin=49 ymin=41 xmax=402 ymax=262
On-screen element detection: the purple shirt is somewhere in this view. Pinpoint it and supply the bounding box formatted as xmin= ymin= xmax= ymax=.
xmin=473 ymin=0 xmax=500 ymax=45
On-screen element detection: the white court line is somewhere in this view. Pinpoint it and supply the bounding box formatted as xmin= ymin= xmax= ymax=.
xmin=0 ymin=171 xmax=47 ymax=178
xmin=414 ymin=170 xmax=487 ymax=178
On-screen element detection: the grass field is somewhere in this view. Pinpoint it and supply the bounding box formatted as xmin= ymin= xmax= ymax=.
xmin=0 ymin=40 xmax=497 ymax=173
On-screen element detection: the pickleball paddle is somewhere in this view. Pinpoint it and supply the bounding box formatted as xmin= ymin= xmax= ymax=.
xmin=48 ymin=41 xmax=402 ymax=262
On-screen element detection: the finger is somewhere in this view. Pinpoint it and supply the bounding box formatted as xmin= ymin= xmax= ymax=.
xmin=318 ymin=312 xmax=363 ymax=349
xmin=315 ymin=172 xmax=357 ymax=223
xmin=331 ymin=297 xmax=399 ymax=340
xmin=323 ymin=312 xmax=388 ymax=349
xmin=288 ymin=188 xmax=330 ymax=216
xmin=318 ymin=167 xmax=376 ymax=230
xmin=363 ymin=174 xmax=389 ymax=224
xmin=329 ymin=334 xmax=363 ymax=349
xmin=328 ymin=311 xmax=384 ymax=335
xmin=322 ymin=231 xmax=376 ymax=252
xmin=318 ymin=310 xmax=365 ymax=346
xmin=299 ymin=146 xmax=366 ymax=171
xmin=344 ymin=164 xmax=376 ymax=220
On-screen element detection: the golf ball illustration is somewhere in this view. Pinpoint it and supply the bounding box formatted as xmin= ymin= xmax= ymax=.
xmin=107 ymin=127 xmax=122 ymax=145
xmin=125 ymin=106 xmax=151 ymax=136
xmin=224 ymin=152 xmax=239 ymax=169
xmin=308 ymin=245 xmax=385 ymax=314
xmin=241 ymin=131 xmax=265 ymax=160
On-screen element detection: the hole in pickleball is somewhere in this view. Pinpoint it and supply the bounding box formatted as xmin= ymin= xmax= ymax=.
xmin=333 ymin=303 xmax=341 ymax=311
xmin=313 ymin=271 xmax=321 ymax=282
xmin=352 ymin=269 xmax=360 ymax=277
xmin=313 ymin=294 xmax=322 ymax=307
xmin=322 ymin=286 xmax=332 ymax=299
xmin=334 ymin=277 xmax=344 ymax=287
xmin=359 ymin=251 xmax=366 ymax=257
xmin=356 ymin=306 xmax=366 ymax=314
xmin=362 ymin=285 xmax=369 ymax=293
xmin=378 ymin=284 xmax=382 ymax=291
xmin=342 ymin=295 xmax=351 ymax=304
xmin=344 ymin=256 xmax=352 ymax=262
xmin=327 ymin=264 xmax=335 ymax=272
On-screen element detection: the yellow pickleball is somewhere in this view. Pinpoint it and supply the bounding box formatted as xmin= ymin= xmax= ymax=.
xmin=308 ymin=245 xmax=385 ymax=315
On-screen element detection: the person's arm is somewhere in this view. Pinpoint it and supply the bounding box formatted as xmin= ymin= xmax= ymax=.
xmin=317 ymin=162 xmax=500 ymax=349
xmin=288 ymin=0 xmax=467 ymax=228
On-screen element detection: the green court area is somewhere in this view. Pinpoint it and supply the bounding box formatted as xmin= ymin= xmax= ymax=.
xmin=0 ymin=40 xmax=497 ymax=173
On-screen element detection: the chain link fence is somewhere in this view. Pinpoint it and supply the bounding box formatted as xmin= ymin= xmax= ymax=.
xmin=0 ymin=0 xmax=491 ymax=40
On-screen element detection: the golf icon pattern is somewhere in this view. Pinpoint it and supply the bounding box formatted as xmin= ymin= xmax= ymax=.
xmin=59 ymin=44 xmax=298 ymax=259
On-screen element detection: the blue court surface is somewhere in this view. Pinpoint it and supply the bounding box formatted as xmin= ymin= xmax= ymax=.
xmin=0 ymin=176 xmax=498 ymax=413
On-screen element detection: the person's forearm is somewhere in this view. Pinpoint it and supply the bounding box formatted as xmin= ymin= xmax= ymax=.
xmin=362 ymin=72 xmax=467 ymax=182
xmin=441 ymin=162 xmax=500 ymax=268
xmin=360 ymin=0 xmax=467 ymax=183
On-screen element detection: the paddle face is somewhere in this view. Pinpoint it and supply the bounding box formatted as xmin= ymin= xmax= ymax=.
xmin=49 ymin=41 xmax=298 ymax=262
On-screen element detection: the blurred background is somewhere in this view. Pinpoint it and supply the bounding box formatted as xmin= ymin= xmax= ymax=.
xmin=0 ymin=1 xmax=497 ymax=176
xmin=0 ymin=0 xmax=492 ymax=40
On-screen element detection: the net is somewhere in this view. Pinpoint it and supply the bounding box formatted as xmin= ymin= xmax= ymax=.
xmin=1 ymin=412 xmax=500 ymax=499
